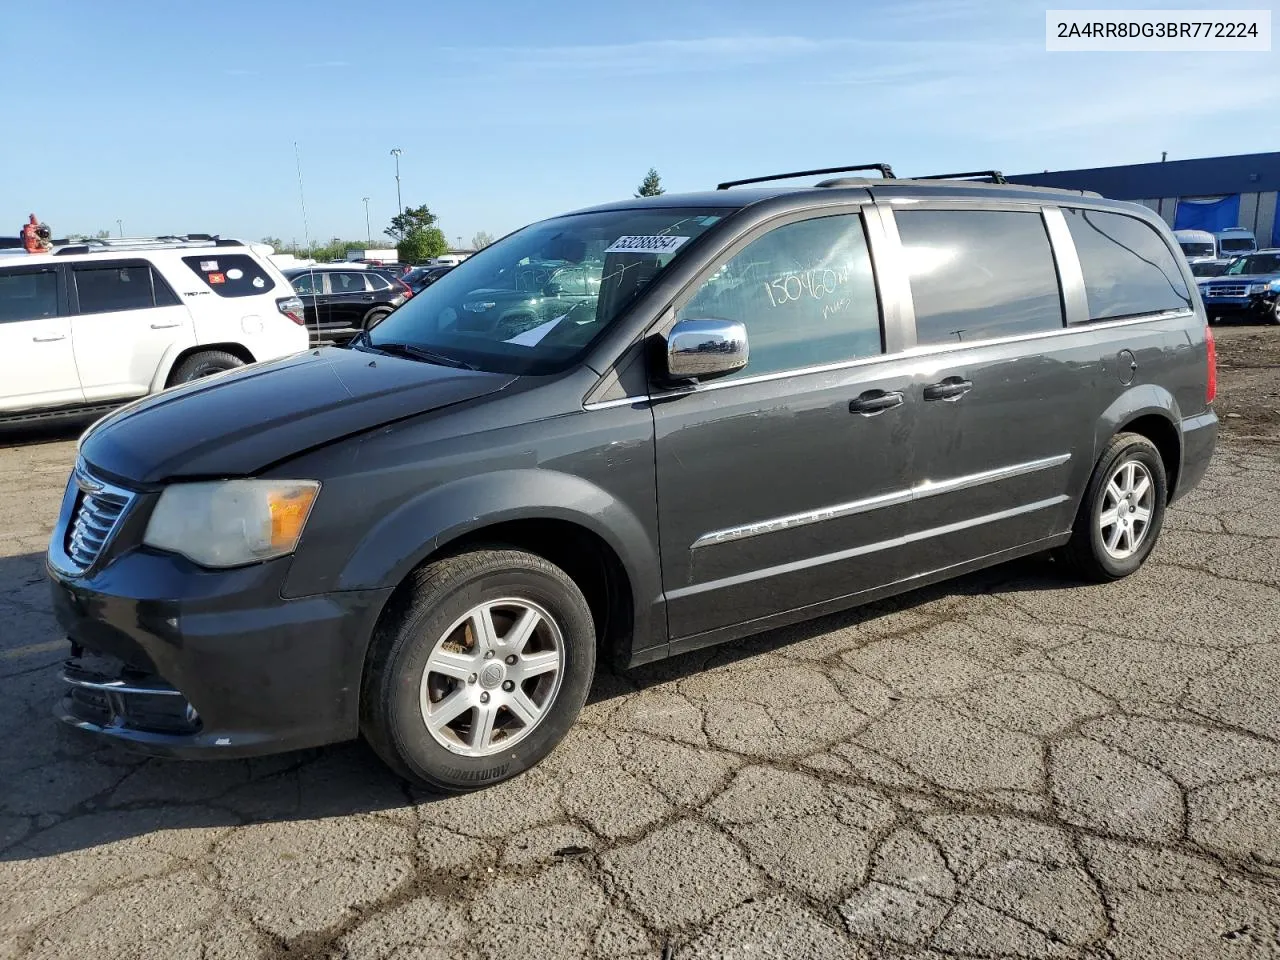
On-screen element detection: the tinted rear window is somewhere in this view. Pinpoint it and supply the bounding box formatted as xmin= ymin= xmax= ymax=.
xmin=0 ymin=268 xmax=57 ymax=323
xmin=896 ymin=210 xmax=1064 ymax=345
xmin=330 ymin=272 xmax=369 ymax=293
xmin=181 ymin=253 xmax=275 ymax=298
xmin=1064 ymin=209 xmax=1191 ymax=321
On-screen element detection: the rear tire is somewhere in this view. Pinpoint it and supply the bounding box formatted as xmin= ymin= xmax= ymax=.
xmin=363 ymin=307 xmax=392 ymax=331
xmin=1057 ymin=432 xmax=1167 ymax=582
xmin=361 ymin=548 xmax=596 ymax=792
xmin=168 ymin=350 xmax=244 ymax=385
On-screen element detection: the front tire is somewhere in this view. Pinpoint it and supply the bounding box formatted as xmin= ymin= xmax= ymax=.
xmin=361 ymin=548 xmax=596 ymax=791
xmin=1058 ymin=432 xmax=1167 ymax=581
xmin=168 ymin=349 xmax=245 ymax=385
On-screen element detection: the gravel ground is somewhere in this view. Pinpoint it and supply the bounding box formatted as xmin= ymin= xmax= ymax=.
xmin=1 ymin=325 xmax=1278 ymax=959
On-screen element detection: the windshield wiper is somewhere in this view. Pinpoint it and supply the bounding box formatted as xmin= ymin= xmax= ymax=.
xmin=369 ymin=341 xmax=478 ymax=370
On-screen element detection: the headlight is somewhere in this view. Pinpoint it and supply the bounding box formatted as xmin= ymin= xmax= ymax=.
xmin=1269 ymin=279 xmax=1280 ymax=294
xmin=1248 ymin=283 xmax=1268 ymax=295
xmin=144 ymin=479 xmax=320 ymax=568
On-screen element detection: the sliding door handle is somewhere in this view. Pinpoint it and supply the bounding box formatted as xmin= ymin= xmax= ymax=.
xmin=150 ymin=322 xmax=182 ymax=329
xmin=32 ymin=334 xmax=67 ymax=342
xmin=923 ymin=378 xmax=973 ymax=401
xmin=849 ymin=390 xmax=905 ymax=415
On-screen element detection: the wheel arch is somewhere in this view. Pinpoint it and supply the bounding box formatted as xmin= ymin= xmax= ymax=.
xmin=328 ymin=469 xmax=663 ymax=667
xmin=1097 ymin=383 xmax=1183 ymax=502
xmin=159 ymin=342 xmax=256 ymax=388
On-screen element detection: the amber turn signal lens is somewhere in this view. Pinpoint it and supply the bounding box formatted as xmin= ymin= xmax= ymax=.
xmin=268 ymin=486 xmax=319 ymax=550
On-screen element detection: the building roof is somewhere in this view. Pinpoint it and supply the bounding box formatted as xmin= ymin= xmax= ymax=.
xmin=1007 ymin=152 xmax=1280 ymax=199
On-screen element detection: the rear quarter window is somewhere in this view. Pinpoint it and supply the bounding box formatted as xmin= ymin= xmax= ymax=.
xmin=181 ymin=253 xmax=276 ymax=298
xmin=1063 ymin=209 xmax=1192 ymax=321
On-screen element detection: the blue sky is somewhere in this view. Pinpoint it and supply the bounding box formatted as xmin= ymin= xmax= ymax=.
xmin=1 ymin=0 xmax=1276 ymax=247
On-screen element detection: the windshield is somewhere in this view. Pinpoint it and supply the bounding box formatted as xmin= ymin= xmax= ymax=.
xmin=1220 ymin=238 xmax=1255 ymax=253
xmin=1190 ymin=260 xmax=1228 ymax=277
xmin=364 ymin=207 xmax=728 ymax=374
xmin=1179 ymin=242 xmax=1215 ymax=258
xmin=1226 ymin=253 xmax=1280 ymax=275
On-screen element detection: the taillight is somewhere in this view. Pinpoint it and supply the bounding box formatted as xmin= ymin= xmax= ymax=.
xmin=276 ymin=296 xmax=306 ymax=326
xmin=1205 ymin=324 xmax=1217 ymax=404
xmin=398 ymin=280 xmax=413 ymax=298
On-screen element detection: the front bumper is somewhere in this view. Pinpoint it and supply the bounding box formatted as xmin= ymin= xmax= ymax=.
xmin=1202 ymin=293 xmax=1278 ymax=320
xmin=48 ymin=547 xmax=393 ymax=759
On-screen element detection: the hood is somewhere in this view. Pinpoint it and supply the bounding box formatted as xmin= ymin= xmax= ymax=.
xmin=80 ymin=347 xmax=516 ymax=485
xmin=1203 ymin=273 xmax=1280 ymax=285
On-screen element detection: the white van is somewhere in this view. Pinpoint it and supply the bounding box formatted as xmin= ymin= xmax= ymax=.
xmin=1215 ymin=227 xmax=1257 ymax=259
xmin=0 ymin=235 xmax=309 ymax=422
xmin=1174 ymin=229 xmax=1218 ymax=260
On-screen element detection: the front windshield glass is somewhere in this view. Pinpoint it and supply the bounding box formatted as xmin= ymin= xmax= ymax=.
xmin=1220 ymin=238 xmax=1254 ymax=253
xmin=365 ymin=207 xmax=729 ymax=374
xmin=1179 ymin=242 xmax=1215 ymax=258
xmin=1226 ymin=253 xmax=1280 ymax=275
xmin=1190 ymin=260 xmax=1227 ymax=277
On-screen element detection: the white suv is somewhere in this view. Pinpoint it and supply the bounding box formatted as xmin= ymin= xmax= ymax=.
xmin=0 ymin=235 xmax=309 ymax=422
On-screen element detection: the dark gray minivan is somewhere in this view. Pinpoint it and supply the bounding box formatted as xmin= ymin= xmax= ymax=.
xmin=47 ymin=167 xmax=1217 ymax=790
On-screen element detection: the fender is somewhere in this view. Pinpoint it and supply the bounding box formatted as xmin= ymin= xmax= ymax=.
xmin=1095 ymin=381 xmax=1183 ymax=479
xmin=148 ymin=340 xmax=196 ymax=393
xmin=327 ymin=466 xmax=663 ymax=629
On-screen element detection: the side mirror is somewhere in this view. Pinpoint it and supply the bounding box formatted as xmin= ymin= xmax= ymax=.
xmin=664 ymin=318 xmax=749 ymax=381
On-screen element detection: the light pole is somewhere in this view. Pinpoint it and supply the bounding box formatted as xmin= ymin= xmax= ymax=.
xmin=362 ymin=197 xmax=371 ymax=245
xmin=116 ymin=219 xmax=123 ymax=237
xmin=389 ymin=148 xmax=404 ymax=236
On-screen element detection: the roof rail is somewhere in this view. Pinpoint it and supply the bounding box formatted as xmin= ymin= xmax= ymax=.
xmin=717 ymin=163 xmax=896 ymax=190
xmin=49 ymin=234 xmax=241 ymax=256
xmin=914 ymin=170 xmax=1009 ymax=184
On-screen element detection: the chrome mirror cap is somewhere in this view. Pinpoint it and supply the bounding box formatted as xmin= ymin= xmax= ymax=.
xmin=665 ymin=318 xmax=749 ymax=381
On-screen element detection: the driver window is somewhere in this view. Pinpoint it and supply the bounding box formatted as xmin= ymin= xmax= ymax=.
xmin=677 ymin=213 xmax=883 ymax=379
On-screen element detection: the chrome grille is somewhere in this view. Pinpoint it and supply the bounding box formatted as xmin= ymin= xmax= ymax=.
xmin=1206 ymin=284 xmax=1248 ymax=297
xmin=64 ymin=467 xmax=134 ymax=571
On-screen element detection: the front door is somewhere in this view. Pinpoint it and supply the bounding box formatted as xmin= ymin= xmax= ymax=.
xmin=652 ymin=209 xmax=919 ymax=642
xmin=70 ymin=260 xmax=195 ymax=401
xmin=289 ymin=269 xmax=325 ymax=337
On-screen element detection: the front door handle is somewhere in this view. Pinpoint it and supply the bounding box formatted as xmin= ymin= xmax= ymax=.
xmin=849 ymin=389 xmax=905 ymax=415
xmin=150 ymin=322 xmax=182 ymax=329
xmin=923 ymin=377 xmax=973 ymax=401
xmin=32 ymin=334 xmax=67 ymax=342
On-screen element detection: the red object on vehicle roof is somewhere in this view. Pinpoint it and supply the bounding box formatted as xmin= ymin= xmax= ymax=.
xmin=22 ymin=214 xmax=52 ymax=254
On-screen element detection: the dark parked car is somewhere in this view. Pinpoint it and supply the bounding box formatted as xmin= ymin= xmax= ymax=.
xmin=402 ymin=264 xmax=454 ymax=293
xmin=451 ymin=259 xmax=605 ymax=340
xmin=284 ymin=266 xmax=410 ymax=343
xmin=1197 ymin=249 xmax=1280 ymax=324
xmin=48 ymin=167 xmax=1217 ymax=791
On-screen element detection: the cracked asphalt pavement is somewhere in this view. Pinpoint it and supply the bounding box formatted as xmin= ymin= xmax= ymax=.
xmin=2 ymin=325 xmax=1279 ymax=959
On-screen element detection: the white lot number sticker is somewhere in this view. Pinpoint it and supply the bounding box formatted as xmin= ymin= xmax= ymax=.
xmin=605 ymin=235 xmax=690 ymax=255
xmin=226 ymin=268 xmax=244 ymax=280
xmin=199 ymin=260 xmax=218 ymax=271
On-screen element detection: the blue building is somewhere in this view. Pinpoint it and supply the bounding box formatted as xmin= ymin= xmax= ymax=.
xmin=1008 ymin=152 xmax=1280 ymax=247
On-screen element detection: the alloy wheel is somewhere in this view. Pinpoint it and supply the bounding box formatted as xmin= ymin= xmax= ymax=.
xmin=418 ymin=598 xmax=564 ymax=756
xmin=1098 ymin=459 xmax=1155 ymax=560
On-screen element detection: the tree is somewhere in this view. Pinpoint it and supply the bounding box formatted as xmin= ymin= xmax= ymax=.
xmin=385 ymin=204 xmax=438 ymax=242
xmin=635 ymin=168 xmax=665 ymax=197
xmin=398 ymin=226 xmax=448 ymax=264
xmin=471 ymin=231 xmax=495 ymax=250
